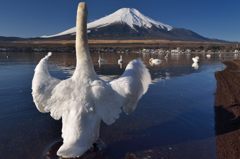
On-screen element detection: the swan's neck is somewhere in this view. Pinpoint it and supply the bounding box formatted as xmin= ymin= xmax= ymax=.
xmin=73 ymin=3 xmax=96 ymax=79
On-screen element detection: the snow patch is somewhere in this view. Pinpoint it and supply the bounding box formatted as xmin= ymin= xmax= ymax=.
xmin=42 ymin=8 xmax=173 ymax=38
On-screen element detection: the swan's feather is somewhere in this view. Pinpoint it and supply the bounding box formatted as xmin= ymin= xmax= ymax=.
xmin=91 ymin=59 xmax=151 ymax=125
xmin=31 ymin=2 xmax=151 ymax=157
xmin=32 ymin=53 xmax=61 ymax=119
xmin=110 ymin=59 xmax=151 ymax=115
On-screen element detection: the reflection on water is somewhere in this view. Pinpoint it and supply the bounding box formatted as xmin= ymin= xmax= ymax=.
xmin=192 ymin=62 xmax=199 ymax=70
xmin=215 ymin=60 xmax=240 ymax=159
xmin=0 ymin=51 xmax=225 ymax=80
xmin=0 ymin=51 xmax=238 ymax=159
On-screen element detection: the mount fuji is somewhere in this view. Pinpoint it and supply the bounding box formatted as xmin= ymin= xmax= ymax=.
xmin=42 ymin=8 xmax=208 ymax=41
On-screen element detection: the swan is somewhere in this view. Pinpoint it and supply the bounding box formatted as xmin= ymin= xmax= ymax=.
xmin=219 ymin=53 xmax=222 ymax=58
xmin=32 ymin=2 xmax=151 ymax=158
xmin=192 ymin=56 xmax=199 ymax=63
xmin=206 ymin=54 xmax=211 ymax=59
xmin=118 ymin=55 xmax=123 ymax=65
xmin=149 ymin=58 xmax=161 ymax=66
xmin=164 ymin=52 xmax=169 ymax=59
xmin=192 ymin=56 xmax=199 ymax=70
xmin=98 ymin=55 xmax=106 ymax=68
xmin=118 ymin=55 xmax=123 ymax=69
xmin=192 ymin=62 xmax=199 ymax=70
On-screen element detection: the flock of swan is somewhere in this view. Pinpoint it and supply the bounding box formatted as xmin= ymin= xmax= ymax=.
xmin=148 ymin=54 xmax=208 ymax=70
xmin=97 ymin=54 xmax=205 ymax=69
xmin=98 ymin=55 xmax=123 ymax=68
xmin=98 ymin=55 xmax=164 ymax=67
xmin=97 ymin=53 xmax=205 ymax=70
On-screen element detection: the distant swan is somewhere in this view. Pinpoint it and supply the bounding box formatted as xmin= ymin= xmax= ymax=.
xmin=164 ymin=52 xmax=169 ymax=59
xmin=118 ymin=55 xmax=123 ymax=68
xmin=192 ymin=62 xmax=199 ymax=70
xmin=219 ymin=53 xmax=222 ymax=58
xmin=149 ymin=58 xmax=161 ymax=66
xmin=206 ymin=54 xmax=211 ymax=59
xmin=192 ymin=56 xmax=199 ymax=70
xmin=98 ymin=55 xmax=106 ymax=67
xmin=32 ymin=2 xmax=151 ymax=158
xmin=118 ymin=55 xmax=123 ymax=65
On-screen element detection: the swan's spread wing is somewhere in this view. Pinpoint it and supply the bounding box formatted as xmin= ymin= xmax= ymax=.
xmin=90 ymin=80 xmax=121 ymax=125
xmin=110 ymin=59 xmax=151 ymax=114
xmin=32 ymin=53 xmax=61 ymax=119
xmin=91 ymin=60 xmax=150 ymax=125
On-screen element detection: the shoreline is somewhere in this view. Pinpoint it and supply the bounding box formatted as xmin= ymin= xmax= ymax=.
xmin=0 ymin=39 xmax=237 ymax=53
xmin=215 ymin=59 xmax=240 ymax=159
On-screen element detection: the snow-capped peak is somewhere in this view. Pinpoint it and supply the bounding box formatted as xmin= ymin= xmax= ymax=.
xmin=41 ymin=8 xmax=173 ymax=38
xmin=88 ymin=8 xmax=173 ymax=31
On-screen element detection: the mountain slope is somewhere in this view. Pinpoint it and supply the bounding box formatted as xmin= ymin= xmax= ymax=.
xmin=0 ymin=36 xmax=23 ymax=41
xmin=87 ymin=8 xmax=173 ymax=31
xmin=42 ymin=8 xmax=208 ymax=41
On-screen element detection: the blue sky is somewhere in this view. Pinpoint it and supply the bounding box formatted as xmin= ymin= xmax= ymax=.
xmin=0 ymin=0 xmax=239 ymax=41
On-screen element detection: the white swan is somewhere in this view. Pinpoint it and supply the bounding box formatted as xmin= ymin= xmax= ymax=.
xmin=192 ymin=62 xmax=199 ymax=70
xmin=192 ymin=56 xmax=199 ymax=63
xmin=164 ymin=52 xmax=169 ymax=59
xmin=98 ymin=55 xmax=106 ymax=68
xmin=219 ymin=53 xmax=222 ymax=58
xmin=149 ymin=58 xmax=161 ymax=66
xmin=118 ymin=55 xmax=123 ymax=65
xmin=192 ymin=56 xmax=199 ymax=70
xmin=206 ymin=54 xmax=211 ymax=59
xmin=32 ymin=2 xmax=151 ymax=158
xmin=118 ymin=55 xmax=123 ymax=68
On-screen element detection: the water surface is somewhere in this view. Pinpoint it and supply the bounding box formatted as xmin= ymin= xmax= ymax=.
xmin=0 ymin=51 xmax=234 ymax=159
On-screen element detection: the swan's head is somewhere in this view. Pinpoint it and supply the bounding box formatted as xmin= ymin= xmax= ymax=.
xmin=78 ymin=1 xmax=86 ymax=10
xmin=192 ymin=56 xmax=199 ymax=63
